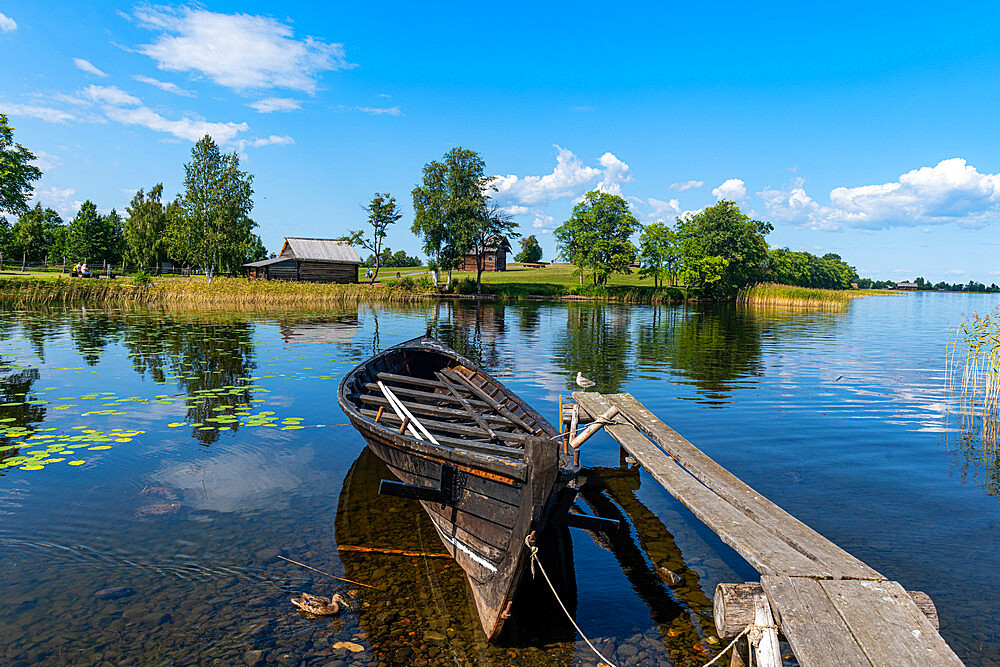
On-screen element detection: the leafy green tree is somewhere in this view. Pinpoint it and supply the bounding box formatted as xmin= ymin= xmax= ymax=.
xmin=124 ymin=184 xmax=167 ymax=272
xmin=103 ymin=209 xmax=125 ymax=265
xmin=554 ymin=190 xmax=640 ymax=287
xmin=0 ymin=114 xmax=43 ymax=218
xmin=412 ymin=147 xmax=491 ymax=288
xmin=638 ymin=222 xmax=679 ymax=288
xmin=176 ymin=135 xmax=256 ymax=280
xmin=346 ymin=193 xmax=402 ymax=284
xmin=674 ymin=201 xmax=772 ymax=297
xmin=68 ymin=201 xmax=104 ymax=262
xmin=468 ymin=201 xmax=518 ymax=293
xmin=515 ymin=235 xmax=543 ymax=263
xmin=10 ymin=204 xmax=62 ymax=262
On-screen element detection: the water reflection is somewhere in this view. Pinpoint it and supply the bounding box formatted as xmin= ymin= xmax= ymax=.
xmin=430 ymin=301 xmax=513 ymax=374
xmin=649 ymin=305 xmax=764 ymax=405
xmin=335 ymin=447 xmax=576 ymax=664
xmin=554 ymin=304 xmax=633 ymax=393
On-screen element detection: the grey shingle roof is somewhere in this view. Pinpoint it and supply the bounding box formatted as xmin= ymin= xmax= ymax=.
xmin=243 ymin=257 xmax=295 ymax=268
xmin=281 ymin=238 xmax=362 ymax=264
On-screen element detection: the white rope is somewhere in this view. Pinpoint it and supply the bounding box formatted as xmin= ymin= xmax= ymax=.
xmin=699 ymin=622 xmax=781 ymax=667
xmin=525 ymin=535 xmax=617 ymax=667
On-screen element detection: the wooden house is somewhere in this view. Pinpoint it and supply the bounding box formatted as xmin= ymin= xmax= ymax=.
xmin=896 ymin=281 xmax=919 ymax=291
xmin=460 ymin=237 xmax=512 ymax=272
xmin=244 ymin=237 xmax=361 ymax=283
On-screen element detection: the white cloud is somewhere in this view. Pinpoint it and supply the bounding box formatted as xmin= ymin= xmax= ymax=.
xmin=33 ymin=185 xmax=82 ymax=218
xmin=0 ymin=12 xmax=16 ymax=32
xmin=647 ymin=197 xmax=681 ymax=221
xmin=132 ymin=74 xmax=194 ymax=97
xmin=104 ymin=105 xmax=248 ymax=143
xmin=0 ymin=102 xmax=75 ymax=123
xmin=32 ymin=150 xmax=61 ymax=171
xmin=248 ymin=97 xmax=302 ymax=113
xmin=712 ymin=178 xmax=746 ymax=201
xmin=503 ymin=205 xmax=533 ymax=216
xmin=594 ymin=152 xmax=632 ymax=195
xmin=82 ymin=84 xmax=141 ymax=107
xmin=669 ymin=180 xmax=703 ymax=192
xmin=532 ymin=214 xmax=555 ymax=232
xmin=758 ymin=158 xmax=1000 ymax=230
xmin=135 ymin=7 xmax=354 ymax=93
xmin=73 ymin=58 xmax=107 ymax=77
xmin=356 ymin=105 xmax=401 ymax=116
xmin=234 ymin=134 xmax=294 ymax=151
xmin=493 ymin=145 xmax=631 ymax=206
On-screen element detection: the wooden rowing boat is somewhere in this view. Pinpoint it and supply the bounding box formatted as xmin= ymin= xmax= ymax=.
xmin=338 ymin=335 xmax=579 ymax=640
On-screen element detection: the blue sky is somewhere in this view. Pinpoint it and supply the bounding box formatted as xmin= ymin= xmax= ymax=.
xmin=1 ymin=1 xmax=999 ymax=283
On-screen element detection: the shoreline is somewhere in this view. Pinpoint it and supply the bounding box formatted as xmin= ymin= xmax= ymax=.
xmin=0 ymin=274 xmax=879 ymax=309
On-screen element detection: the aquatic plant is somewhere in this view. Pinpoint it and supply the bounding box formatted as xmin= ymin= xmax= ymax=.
xmin=736 ymin=283 xmax=884 ymax=309
xmin=947 ymin=309 xmax=1000 ymax=446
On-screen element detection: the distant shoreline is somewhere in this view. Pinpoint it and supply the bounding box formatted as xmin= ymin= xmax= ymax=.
xmin=0 ymin=274 xmax=887 ymax=309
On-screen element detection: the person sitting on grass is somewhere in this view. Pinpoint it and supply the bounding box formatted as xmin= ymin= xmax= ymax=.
xmin=72 ymin=262 xmax=81 ymax=277
xmin=81 ymin=262 xmax=91 ymax=278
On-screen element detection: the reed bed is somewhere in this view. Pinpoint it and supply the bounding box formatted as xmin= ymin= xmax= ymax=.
xmin=0 ymin=275 xmax=435 ymax=307
xmin=737 ymin=283 xmax=883 ymax=309
xmin=946 ymin=310 xmax=1000 ymax=447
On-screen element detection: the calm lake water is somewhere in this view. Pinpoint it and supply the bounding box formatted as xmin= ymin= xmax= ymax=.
xmin=1 ymin=293 xmax=998 ymax=666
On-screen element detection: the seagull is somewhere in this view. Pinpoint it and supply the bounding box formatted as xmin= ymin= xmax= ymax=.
xmin=576 ymin=372 xmax=596 ymax=392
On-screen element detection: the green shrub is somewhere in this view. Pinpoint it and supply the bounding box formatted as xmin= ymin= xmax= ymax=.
xmin=452 ymin=278 xmax=477 ymax=295
xmin=132 ymin=269 xmax=152 ymax=286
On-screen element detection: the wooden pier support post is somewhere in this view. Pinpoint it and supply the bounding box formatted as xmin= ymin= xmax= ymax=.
xmin=570 ymin=404 xmax=580 ymax=466
xmin=753 ymin=593 xmax=781 ymax=667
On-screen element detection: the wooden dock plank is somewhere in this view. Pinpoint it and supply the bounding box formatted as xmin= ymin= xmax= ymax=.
xmin=575 ymin=393 xmax=830 ymax=577
xmin=597 ymin=392 xmax=882 ymax=581
xmin=820 ymin=579 xmax=963 ymax=666
xmin=761 ymin=576 xmax=870 ymax=666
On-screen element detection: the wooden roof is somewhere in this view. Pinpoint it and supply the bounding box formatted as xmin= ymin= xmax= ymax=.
xmin=280 ymin=237 xmax=362 ymax=264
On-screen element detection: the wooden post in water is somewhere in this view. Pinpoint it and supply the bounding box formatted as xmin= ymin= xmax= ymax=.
xmin=753 ymin=594 xmax=781 ymax=667
xmin=570 ymin=404 xmax=580 ymax=466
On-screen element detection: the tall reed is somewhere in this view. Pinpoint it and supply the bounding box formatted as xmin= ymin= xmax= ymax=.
xmin=737 ymin=283 xmax=882 ymax=309
xmin=946 ymin=310 xmax=1000 ymax=447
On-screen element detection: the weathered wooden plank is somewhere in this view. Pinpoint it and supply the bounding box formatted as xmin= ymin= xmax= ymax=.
xmin=596 ymin=392 xmax=882 ymax=581
xmin=716 ymin=581 xmax=940 ymax=636
xmin=575 ymin=393 xmax=829 ymax=577
xmin=359 ymin=394 xmax=510 ymax=424
xmin=760 ymin=576 xmax=871 ymax=666
xmin=442 ymin=368 xmax=536 ymax=433
xmin=360 ymin=408 xmax=529 ymax=444
xmin=435 ymin=371 xmax=499 ymax=439
xmin=820 ymin=579 xmax=963 ymax=666
xmin=364 ymin=382 xmax=490 ymax=408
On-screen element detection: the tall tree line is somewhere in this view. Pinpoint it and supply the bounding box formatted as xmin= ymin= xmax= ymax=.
xmin=0 ymin=126 xmax=265 ymax=275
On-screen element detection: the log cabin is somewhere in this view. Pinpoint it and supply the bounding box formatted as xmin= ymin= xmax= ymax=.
xmin=244 ymin=237 xmax=361 ymax=283
xmin=459 ymin=236 xmax=512 ymax=272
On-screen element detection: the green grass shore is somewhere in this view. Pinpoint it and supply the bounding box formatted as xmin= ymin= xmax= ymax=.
xmin=0 ymin=263 xmax=884 ymax=307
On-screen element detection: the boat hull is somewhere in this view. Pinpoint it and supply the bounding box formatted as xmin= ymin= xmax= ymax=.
xmin=338 ymin=336 xmax=576 ymax=640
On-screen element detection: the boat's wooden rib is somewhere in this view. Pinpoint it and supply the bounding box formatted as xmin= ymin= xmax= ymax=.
xmin=440 ymin=367 xmax=536 ymax=433
xmin=360 ymin=408 xmax=530 ymax=444
xmin=435 ymin=371 xmax=499 ymax=439
xmin=358 ymin=394 xmax=512 ymax=425
xmin=363 ymin=382 xmax=492 ymax=409
xmin=338 ymin=335 xmax=577 ymax=640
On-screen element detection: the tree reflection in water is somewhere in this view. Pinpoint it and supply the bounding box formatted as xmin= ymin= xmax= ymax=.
xmin=640 ymin=305 xmax=764 ymax=405
xmin=430 ymin=301 xmax=512 ymax=376
xmin=553 ymin=303 xmax=633 ymax=393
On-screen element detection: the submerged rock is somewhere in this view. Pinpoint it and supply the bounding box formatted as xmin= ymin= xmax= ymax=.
xmin=94 ymin=587 xmax=136 ymax=600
